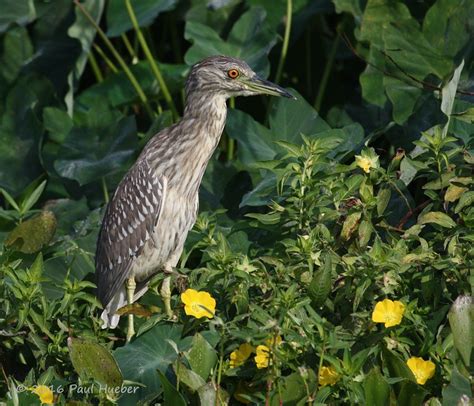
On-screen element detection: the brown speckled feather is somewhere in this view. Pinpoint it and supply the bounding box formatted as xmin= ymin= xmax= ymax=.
xmin=96 ymin=159 xmax=166 ymax=307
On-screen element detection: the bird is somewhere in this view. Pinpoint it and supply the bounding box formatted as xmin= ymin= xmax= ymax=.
xmin=95 ymin=55 xmax=294 ymax=341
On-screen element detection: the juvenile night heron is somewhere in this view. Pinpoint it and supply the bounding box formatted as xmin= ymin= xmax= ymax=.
xmin=95 ymin=55 xmax=293 ymax=340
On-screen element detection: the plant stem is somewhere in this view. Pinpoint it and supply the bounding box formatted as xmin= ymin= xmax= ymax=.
xmin=314 ymin=31 xmax=340 ymax=111
xmin=87 ymin=52 xmax=103 ymax=82
xmin=93 ymin=44 xmax=119 ymax=73
xmin=125 ymin=0 xmax=178 ymax=121
xmin=275 ymin=0 xmax=292 ymax=85
xmin=101 ymin=177 xmax=109 ymax=204
xmin=73 ymin=0 xmax=154 ymax=119
xmin=121 ymin=33 xmax=137 ymax=61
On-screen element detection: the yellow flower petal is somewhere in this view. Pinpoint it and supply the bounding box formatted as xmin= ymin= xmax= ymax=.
xmin=372 ymin=299 xmax=405 ymax=328
xmin=181 ymin=289 xmax=216 ymax=319
xmin=319 ymin=366 xmax=339 ymax=386
xmin=254 ymin=345 xmax=270 ymax=369
xmin=355 ymin=153 xmax=379 ymax=174
xmin=30 ymin=385 xmax=54 ymax=404
xmin=265 ymin=335 xmax=282 ymax=348
xmin=407 ymin=357 xmax=436 ymax=385
xmin=355 ymin=156 xmax=371 ymax=173
xmin=229 ymin=343 xmax=254 ymax=368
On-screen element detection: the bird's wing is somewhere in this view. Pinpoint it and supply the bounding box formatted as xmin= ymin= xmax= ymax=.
xmin=95 ymin=159 xmax=167 ymax=307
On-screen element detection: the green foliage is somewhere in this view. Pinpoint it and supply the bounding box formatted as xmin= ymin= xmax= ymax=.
xmin=0 ymin=0 xmax=473 ymax=405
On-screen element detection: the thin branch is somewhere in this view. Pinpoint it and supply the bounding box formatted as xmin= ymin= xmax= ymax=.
xmin=275 ymin=0 xmax=292 ymax=85
xmin=125 ymin=0 xmax=178 ymax=120
xmin=340 ymin=32 xmax=474 ymax=97
xmin=397 ymin=200 xmax=430 ymax=229
xmin=74 ymin=0 xmax=155 ymax=119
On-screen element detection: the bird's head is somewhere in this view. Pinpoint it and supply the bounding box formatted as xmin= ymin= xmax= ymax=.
xmin=185 ymin=55 xmax=295 ymax=100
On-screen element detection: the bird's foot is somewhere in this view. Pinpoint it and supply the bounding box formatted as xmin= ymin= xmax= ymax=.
xmin=160 ymin=276 xmax=176 ymax=320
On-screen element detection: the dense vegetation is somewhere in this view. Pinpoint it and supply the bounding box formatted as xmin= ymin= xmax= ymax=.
xmin=0 ymin=0 xmax=473 ymax=405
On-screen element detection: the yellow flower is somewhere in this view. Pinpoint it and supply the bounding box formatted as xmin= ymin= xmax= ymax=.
xmin=318 ymin=366 xmax=339 ymax=386
xmin=407 ymin=357 xmax=436 ymax=385
xmin=30 ymin=385 xmax=54 ymax=404
xmin=372 ymin=299 xmax=405 ymax=328
xmin=265 ymin=335 xmax=282 ymax=348
xmin=181 ymin=289 xmax=216 ymax=319
xmin=254 ymin=345 xmax=270 ymax=369
xmin=230 ymin=343 xmax=254 ymax=368
xmin=355 ymin=153 xmax=379 ymax=173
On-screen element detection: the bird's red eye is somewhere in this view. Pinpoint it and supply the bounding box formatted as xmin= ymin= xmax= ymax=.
xmin=227 ymin=69 xmax=239 ymax=79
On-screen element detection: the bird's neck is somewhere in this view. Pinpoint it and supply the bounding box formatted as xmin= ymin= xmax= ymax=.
xmin=183 ymin=92 xmax=227 ymax=135
xmin=152 ymin=92 xmax=227 ymax=194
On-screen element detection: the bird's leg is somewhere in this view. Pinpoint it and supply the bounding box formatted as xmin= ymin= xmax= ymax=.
xmin=160 ymin=276 xmax=173 ymax=318
xmin=160 ymin=265 xmax=174 ymax=318
xmin=126 ymin=276 xmax=136 ymax=342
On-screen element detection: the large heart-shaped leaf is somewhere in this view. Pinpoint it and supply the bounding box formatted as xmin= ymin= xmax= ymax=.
xmin=114 ymin=324 xmax=186 ymax=403
xmin=77 ymin=61 xmax=188 ymax=108
xmin=0 ymin=76 xmax=54 ymax=195
xmin=54 ymin=107 xmax=138 ymax=186
xmin=0 ymin=0 xmax=36 ymax=33
xmin=68 ymin=337 xmax=123 ymax=392
xmin=106 ymin=0 xmax=178 ymax=37
xmin=226 ymin=89 xmax=330 ymax=164
xmin=184 ymin=7 xmax=277 ymax=77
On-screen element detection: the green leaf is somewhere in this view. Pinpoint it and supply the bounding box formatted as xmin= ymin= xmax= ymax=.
xmin=397 ymin=380 xmax=428 ymax=406
xmin=156 ymin=370 xmax=187 ymax=406
xmin=377 ymin=188 xmax=391 ymax=216
xmin=441 ymin=60 xmax=464 ymax=137
xmin=341 ymin=212 xmax=362 ymax=240
xmin=68 ymin=0 xmax=104 ymax=80
xmin=245 ymin=212 xmax=281 ymax=225
xmin=106 ymin=0 xmax=177 ymax=37
xmin=0 ymin=0 xmax=36 ymax=33
xmin=418 ymin=211 xmax=456 ymax=228
xmin=197 ymin=382 xmax=229 ymax=406
xmin=455 ymin=191 xmax=474 ymax=214
xmin=184 ymin=7 xmax=277 ymax=77
xmin=360 ymin=48 xmax=387 ymax=107
xmin=172 ymin=362 xmax=205 ymax=393
xmin=114 ymin=324 xmax=185 ymax=403
xmin=452 ymin=108 xmax=474 ymax=124
xmin=382 ymin=348 xmax=415 ymax=383
xmin=78 ymin=61 xmax=187 ymax=108
xmin=268 ymin=90 xmax=330 ymax=143
xmin=423 ymin=172 xmax=455 ymax=190
xmin=270 ymin=370 xmax=317 ymax=406
xmin=358 ymin=219 xmax=373 ymax=248
xmin=423 ymin=0 xmax=474 ymax=59
xmin=20 ymin=180 xmax=47 ymax=215
xmin=68 ymin=337 xmax=123 ymax=395
xmin=226 ymin=90 xmax=331 ymax=165
xmin=383 ymin=76 xmax=422 ymax=125
xmin=308 ymin=252 xmax=332 ymax=307
xmin=0 ymin=187 xmax=20 ymax=211
xmin=442 ymin=369 xmax=472 ymax=406
xmin=448 ymin=296 xmax=473 ymax=366
xmin=363 ymin=367 xmax=390 ymax=406
xmin=0 ymin=26 xmax=33 ymax=83
xmin=43 ymin=107 xmax=73 ymax=144
xmin=5 ymin=211 xmax=57 ymax=253
xmin=54 ymin=112 xmax=137 ymax=186
xmin=0 ymin=76 xmax=53 ymax=195
xmin=185 ymin=333 xmax=218 ymax=381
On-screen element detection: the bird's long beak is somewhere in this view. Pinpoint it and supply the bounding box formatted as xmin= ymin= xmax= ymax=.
xmin=244 ymin=76 xmax=296 ymax=99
